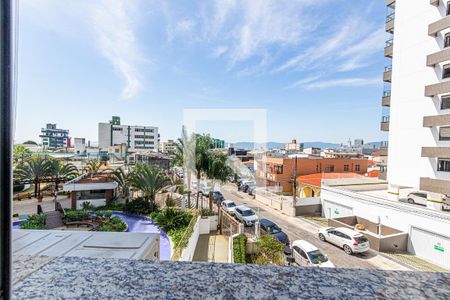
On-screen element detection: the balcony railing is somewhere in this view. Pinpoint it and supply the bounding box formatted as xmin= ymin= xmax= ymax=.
xmin=383 ymin=66 xmax=392 ymax=82
xmin=382 ymin=90 xmax=391 ymax=107
xmin=381 ymin=116 xmax=390 ymax=131
xmin=384 ymin=39 xmax=393 ymax=58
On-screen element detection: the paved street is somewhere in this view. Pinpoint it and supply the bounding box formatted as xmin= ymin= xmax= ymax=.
xmin=13 ymin=196 xmax=71 ymax=216
xmin=220 ymin=184 xmax=410 ymax=271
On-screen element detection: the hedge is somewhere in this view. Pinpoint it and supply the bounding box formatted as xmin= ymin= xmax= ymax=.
xmin=233 ymin=234 xmax=247 ymax=264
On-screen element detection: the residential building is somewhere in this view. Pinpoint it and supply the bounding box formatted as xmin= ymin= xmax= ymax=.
xmin=285 ymin=139 xmax=304 ymax=152
xmin=74 ymin=137 xmax=86 ymax=155
xmin=98 ymin=116 xmax=159 ymax=153
xmin=303 ymin=147 xmax=321 ymax=156
xmin=256 ymin=156 xmax=369 ymax=192
xmin=39 ymin=123 xmax=69 ymax=150
xmin=381 ymin=0 xmax=450 ymax=201
xmin=128 ymin=151 xmax=170 ymax=170
xmin=159 ymin=139 xmax=177 ymax=153
xmin=212 ymin=138 xmax=225 ymax=149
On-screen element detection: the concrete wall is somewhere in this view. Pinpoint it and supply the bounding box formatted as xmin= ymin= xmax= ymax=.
xmin=76 ymin=199 xmax=106 ymax=210
xmin=180 ymin=216 xmax=201 ymax=261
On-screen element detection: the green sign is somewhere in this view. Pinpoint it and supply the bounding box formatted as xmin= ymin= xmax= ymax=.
xmin=434 ymin=245 xmax=444 ymax=253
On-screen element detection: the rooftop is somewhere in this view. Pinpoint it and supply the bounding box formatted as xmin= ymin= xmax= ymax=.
xmin=12 ymin=256 xmax=450 ymax=299
xmin=297 ymin=172 xmax=374 ymax=188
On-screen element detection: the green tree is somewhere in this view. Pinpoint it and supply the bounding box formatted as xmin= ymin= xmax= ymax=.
xmin=14 ymin=156 xmax=52 ymax=197
xmin=193 ymin=134 xmax=213 ymax=209
xmin=173 ymin=126 xmax=195 ymax=208
xmin=84 ymin=159 xmax=104 ymax=175
xmin=23 ymin=140 xmax=37 ymax=145
xmin=114 ymin=167 xmax=132 ymax=203
xmin=206 ymin=151 xmax=234 ymax=210
xmin=130 ymin=164 xmax=170 ymax=211
xmin=153 ymin=207 xmax=191 ymax=232
xmin=48 ymin=159 xmax=79 ymax=191
xmin=13 ymin=145 xmax=32 ymax=164
xmin=255 ymin=234 xmax=285 ymax=265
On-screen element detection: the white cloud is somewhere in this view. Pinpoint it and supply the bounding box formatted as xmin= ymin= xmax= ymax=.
xmin=92 ymin=0 xmax=145 ymax=99
xmin=211 ymin=46 xmax=229 ymax=58
xmin=297 ymin=77 xmax=380 ymax=89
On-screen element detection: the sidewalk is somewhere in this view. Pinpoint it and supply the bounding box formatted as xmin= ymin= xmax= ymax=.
xmin=193 ymin=233 xmax=228 ymax=263
xmin=13 ymin=196 xmax=71 ymax=216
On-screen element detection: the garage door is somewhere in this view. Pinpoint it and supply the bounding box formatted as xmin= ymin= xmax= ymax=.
xmin=409 ymin=227 xmax=450 ymax=270
xmin=322 ymin=200 xmax=353 ymax=219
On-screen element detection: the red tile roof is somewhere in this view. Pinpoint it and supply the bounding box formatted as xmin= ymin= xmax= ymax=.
xmin=297 ymin=172 xmax=366 ymax=187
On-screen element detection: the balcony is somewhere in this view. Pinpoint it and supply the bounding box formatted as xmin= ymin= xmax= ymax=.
xmin=385 ymin=13 xmax=395 ymax=33
xmin=423 ymin=114 xmax=450 ymax=127
xmin=421 ymin=147 xmax=450 ymax=158
xmin=382 ymin=90 xmax=391 ymax=107
xmin=430 ymin=0 xmax=439 ymax=6
xmin=429 ymin=15 xmax=450 ymax=37
xmin=380 ymin=141 xmax=389 ymax=156
xmin=384 ymin=39 xmax=393 ymax=58
xmin=420 ymin=177 xmax=450 ymax=195
xmin=380 ymin=116 xmax=390 ymax=131
xmin=424 ymin=81 xmax=450 ymax=97
xmin=383 ymin=66 xmax=392 ymax=83
xmin=427 ymin=47 xmax=450 ymax=67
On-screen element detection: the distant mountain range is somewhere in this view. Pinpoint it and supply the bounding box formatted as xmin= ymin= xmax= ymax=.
xmin=231 ymin=141 xmax=382 ymax=150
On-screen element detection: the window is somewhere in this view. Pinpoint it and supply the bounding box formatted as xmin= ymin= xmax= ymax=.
xmin=274 ymin=165 xmax=283 ymax=174
xmin=439 ymin=126 xmax=450 ymax=141
xmin=299 ymin=249 xmax=308 ymax=259
xmin=355 ymin=164 xmax=361 ymax=172
xmin=438 ymin=159 xmax=450 ymax=172
xmin=447 ymin=1 xmax=450 ymax=15
xmin=445 ymin=33 xmax=450 ymax=48
xmin=441 ymin=96 xmax=450 ymax=110
xmin=443 ymin=64 xmax=450 ymax=79
xmin=112 ymin=127 xmax=123 ymax=131
xmin=344 ymin=165 xmax=349 ymax=172
xmin=325 ymin=165 xmax=334 ymax=172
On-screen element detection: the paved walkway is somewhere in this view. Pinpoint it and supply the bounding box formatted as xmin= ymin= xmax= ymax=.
xmin=13 ymin=196 xmax=71 ymax=216
xmin=193 ymin=234 xmax=229 ymax=263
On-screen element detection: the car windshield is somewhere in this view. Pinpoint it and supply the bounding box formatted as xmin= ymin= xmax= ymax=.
xmin=241 ymin=209 xmax=255 ymax=216
xmin=308 ymin=250 xmax=328 ymax=264
xmin=266 ymin=224 xmax=282 ymax=234
xmin=226 ymin=202 xmax=236 ymax=207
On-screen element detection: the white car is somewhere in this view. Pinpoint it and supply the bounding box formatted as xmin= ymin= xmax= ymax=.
xmin=291 ymin=240 xmax=335 ymax=268
xmin=318 ymin=227 xmax=370 ymax=255
xmin=234 ymin=205 xmax=259 ymax=226
xmin=406 ymin=192 xmax=428 ymax=206
xmin=221 ymin=200 xmax=237 ymax=215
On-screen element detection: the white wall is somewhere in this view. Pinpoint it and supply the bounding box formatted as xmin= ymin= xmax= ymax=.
xmin=76 ymin=199 xmax=106 ymax=209
xmin=321 ymin=186 xmax=450 ymax=239
xmin=388 ymin=0 xmax=450 ymax=189
xmin=180 ymin=216 xmax=201 ymax=261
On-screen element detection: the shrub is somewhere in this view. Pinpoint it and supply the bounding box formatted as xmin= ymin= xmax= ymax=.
xmin=20 ymin=213 xmax=47 ymax=230
xmin=96 ymin=210 xmax=113 ymax=218
xmin=81 ymin=201 xmax=95 ymax=210
xmin=233 ymin=235 xmax=247 ymax=264
xmin=124 ymin=197 xmax=154 ymax=215
xmin=199 ymin=208 xmax=216 ymax=217
xmin=64 ymin=209 xmax=90 ymax=221
xmin=165 ymin=195 xmax=177 ymax=207
xmin=153 ymin=208 xmax=192 ymax=233
xmin=254 ymin=234 xmax=284 ymax=265
xmin=94 ymin=203 xmax=125 ymax=211
xmin=98 ymin=216 xmax=127 ymax=232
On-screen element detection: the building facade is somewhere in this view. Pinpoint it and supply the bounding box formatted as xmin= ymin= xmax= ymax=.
xmin=256 ymin=156 xmax=369 ymax=192
xmin=383 ymin=0 xmax=450 ymax=199
xmin=39 ymin=123 xmax=69 ymax=150
xmin=159 ymin=139 xmax=177 ymax=153
xmin=285 ymin=139 xmax=304 ymax=152
xmin=98 ymin=116 xmax=159 ymax=153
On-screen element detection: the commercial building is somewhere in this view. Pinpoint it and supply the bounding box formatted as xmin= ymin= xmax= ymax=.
xmin=212 ymin=138 xmax=225 ymax=149
xmin=256 ymin=156 xmax=369 ymax=193
xmin=381 ymin=0 xmax=450 ymax=201
xmin=128 ymin=151 xmax=170 ymax=170
xmin=74 ymin=138 xmax=86 ymax=155
xmin=39 ymin=123 xmax=69 ymax=150
xmin=98 ymin=116 xmax=159 ymax=153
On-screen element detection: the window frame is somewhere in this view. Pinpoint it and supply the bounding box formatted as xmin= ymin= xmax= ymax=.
xmin=437 ymin=159 xmax=450 ymax=172
xmin=441 ymin=95 xmax=450 ymax=110
xmin=443 ymin=64 xmax=450 ymax=79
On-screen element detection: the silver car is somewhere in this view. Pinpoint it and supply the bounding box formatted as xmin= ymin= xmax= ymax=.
xmin=234 ymin=205 xmax=258 ymax=226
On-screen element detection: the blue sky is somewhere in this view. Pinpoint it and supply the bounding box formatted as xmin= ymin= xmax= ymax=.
xmin=15 ymin=0 xmax=388 ymax=144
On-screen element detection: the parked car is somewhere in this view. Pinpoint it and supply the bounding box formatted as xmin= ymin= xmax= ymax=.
xmin=212 ymin=191 xmax=224 ymax=203
xmin=14 ymin=192 xmax=32 ymax=200
xmin=221 ymin=200 xmax=237 ymax=215
xmin=234 ymin=205 xmax=259 ymax=226
xmin=238 ymin=180 xmax=253 ymax=191
xmin=318 ymin=227 xmax=370 ymax=255
xmin=259 ymin=219 xmax=289 ymax=245
xmin=406 ymin=192 xmax=428 ymax=206
xmin=247 ymin=185 xmax=256 ymax=196
xmin=241 ymin=183 xmax=254 ymax=193
xmin=199 ymin=182 xmax=212 ymax=195
xmin=291 ymin=240 xmax=335 ymax=268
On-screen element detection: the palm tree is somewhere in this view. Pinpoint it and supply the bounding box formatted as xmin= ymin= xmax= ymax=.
xmin=84 ymin=159 xmax=104 ymax=175
xmin=14 ymin=156 xmax=52 ymax=197
xmin=173 ymin=127 xmax=195 ymax=208
xmin=206 ymin=152 xmax=234 ymax=210
xmin=129 ymin=164 xmax=170 ymax=211
xmin=48 ymin=159 xmax=79 ymax=191
xmin=114 ymin=167 xmax=132 ymax=203
xmin=193 ymin=134 xmax=213 ymax=209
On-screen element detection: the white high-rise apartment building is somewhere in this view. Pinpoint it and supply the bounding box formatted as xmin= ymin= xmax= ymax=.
xmin=383 ymin=0 xmax=450 ymax=200
xmin=98 ymin=116 xmax=159 ymax=152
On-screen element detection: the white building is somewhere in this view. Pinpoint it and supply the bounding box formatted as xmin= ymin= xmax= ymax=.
xmin=383 ymin=0 xmax=450 ymax=200
xmin=98 ymin=116 xmax=159 ymax=153
xmin=74 ymin=137 xmax=86 ymax=154
xmin=284 ymin=139 xmax=304 ymax=152
xmin=159 ymin=139 xmax=177 ymax=153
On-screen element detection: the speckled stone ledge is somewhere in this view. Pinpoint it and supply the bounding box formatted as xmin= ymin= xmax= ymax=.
xmin=13 ymin=256 xmax=450 ymax=299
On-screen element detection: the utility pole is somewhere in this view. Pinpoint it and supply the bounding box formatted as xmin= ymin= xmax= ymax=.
xmin=293 ymin=156 xmax=297 ymax=207
xmin=0 ymin=1 xmax=14 ymax=298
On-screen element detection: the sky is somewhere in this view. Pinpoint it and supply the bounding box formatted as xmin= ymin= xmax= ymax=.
xmin=15 ymin=0 xmax=389 ymax=144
